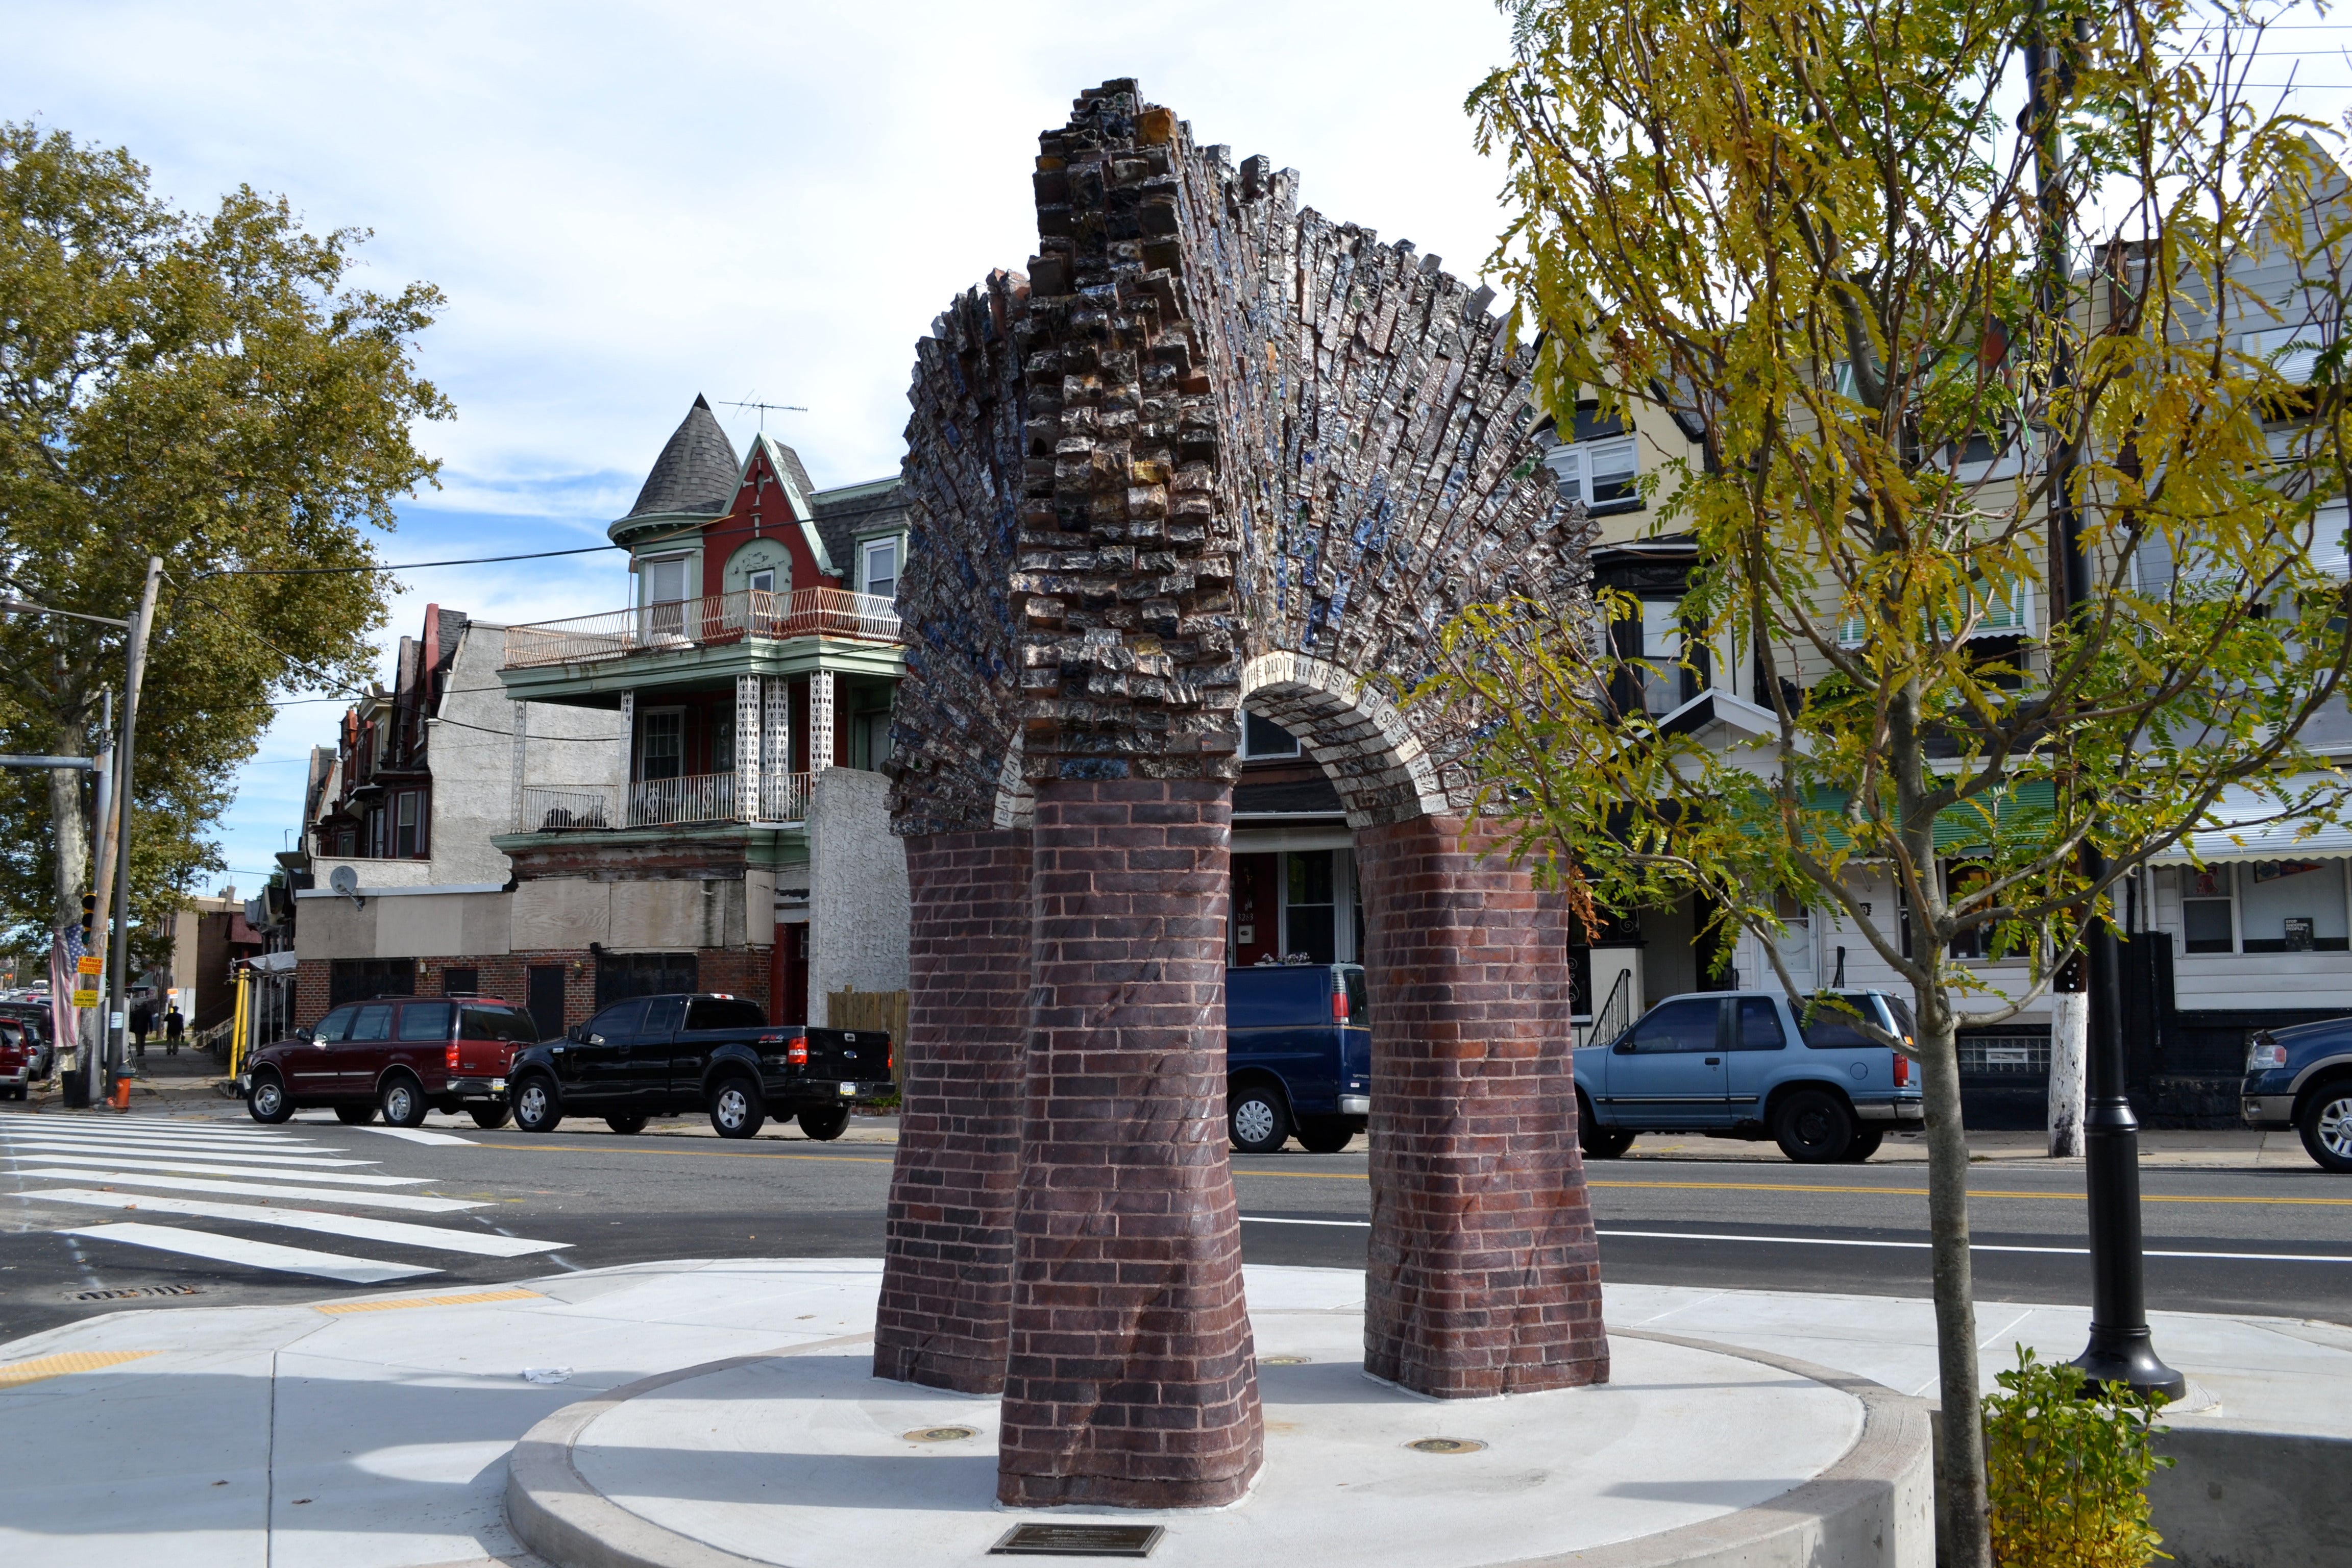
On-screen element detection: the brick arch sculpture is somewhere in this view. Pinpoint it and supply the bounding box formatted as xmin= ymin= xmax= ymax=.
xmin=877 ymin=81 xmax=1607 ymax=1511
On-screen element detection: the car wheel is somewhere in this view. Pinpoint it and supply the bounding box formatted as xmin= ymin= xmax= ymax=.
xmin=380 ymin=1077 xmax=428 ymax=1129
xmin=710 ymin=1076 xmax=766 ymax=1139
xmin=1295 ymin=1119 xmax=1354 ymax=1154
xmin=605 ymin=1114 xmax=648 ymax=1135
xmin=336 ymin=1104 xmax=377 ymax=1125
xmin=1842 ymin=1128 xmax=1886 ymax=1163
xmin=1774 ymin=1088 xmax=1857 ymax=1163
xmin=512 ymin=1075 xmax=562 ymax=1134
xmin=248 ymin=1075 xmax=293 ymax=1124
xmin=1581 ymin=1126 xmax=1635 ymax=1160
xmin=1228 ymin=1085 xmax=1291 ymax=1155
xmin=469 ymin=1104 xmax=512 ymax=1130
xmin=2299 ymin=1081 xmax=2352 ymax=1173
xmin=796 ymin=1104 xmax=850 ymax=1141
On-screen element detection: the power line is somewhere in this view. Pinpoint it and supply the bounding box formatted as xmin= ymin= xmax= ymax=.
xmin=193 ymin=543 xmax=623 ymax=579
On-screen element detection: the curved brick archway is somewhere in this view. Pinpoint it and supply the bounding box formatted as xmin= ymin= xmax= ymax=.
xmin=876 ymin=80 xmax=1607 ymax=1510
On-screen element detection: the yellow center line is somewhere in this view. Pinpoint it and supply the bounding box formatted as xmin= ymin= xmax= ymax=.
xmin=475 ymin=1140 xmax=892 ymax=1165
xmin=464 ymin=1144 xmax=2347 ymax=1207
xmin=1231 ymin=1170 xmax=2351 ymax=1207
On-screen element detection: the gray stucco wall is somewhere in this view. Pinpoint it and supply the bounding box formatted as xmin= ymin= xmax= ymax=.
xmin=807 ymin=767 xmax=909 ymax=1018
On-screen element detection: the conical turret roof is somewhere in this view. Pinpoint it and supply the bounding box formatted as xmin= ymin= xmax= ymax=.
xmin=622 ymin=395 xmax=740 ymax=522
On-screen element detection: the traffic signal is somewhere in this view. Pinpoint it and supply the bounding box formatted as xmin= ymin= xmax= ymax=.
xmin=80 ymin=893 xmax=95 ymax=946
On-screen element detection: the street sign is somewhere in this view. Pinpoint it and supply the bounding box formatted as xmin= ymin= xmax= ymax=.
xmin=71 ymin=989 xmax=99 ymax=1008
xmin=77 ymin=954 xmax=103 ymax=975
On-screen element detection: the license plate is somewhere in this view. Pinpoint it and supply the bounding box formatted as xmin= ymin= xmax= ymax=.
xmin=840 ymin=1082 xmax=855 ymax=1096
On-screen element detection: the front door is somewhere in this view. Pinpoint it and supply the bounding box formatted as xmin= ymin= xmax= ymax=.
xmin=293 ymin=1006 xmax=357 ymax=1095
xmin=569 ymin=998 xmax=644 ymax=1098
xmin=1604 ymin=997 xmax=1729 ymax=1128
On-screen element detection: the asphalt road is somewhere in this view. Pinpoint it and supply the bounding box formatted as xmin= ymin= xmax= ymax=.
xmin=4 ymin=1108 xmax=2348 ymax=1343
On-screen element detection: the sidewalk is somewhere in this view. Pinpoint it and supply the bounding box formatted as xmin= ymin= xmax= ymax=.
xmin=0 ymin=1258 xmax=2343 ymax=1568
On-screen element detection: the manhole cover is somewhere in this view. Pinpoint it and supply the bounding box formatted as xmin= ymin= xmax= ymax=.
xmin=70 ymin=1285 xmax=203 ymax=1303
xmin=1261 ymin=1355 xmax=1311 ymax=1366
xmin=902 ymin=1425 xmax=979 ymax=1443
xmin=1407 ymin=1436 xmax=1486 ymax=1455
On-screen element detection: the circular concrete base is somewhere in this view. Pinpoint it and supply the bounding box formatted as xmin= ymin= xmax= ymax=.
xmin=507 ymin=1266 xmax=1931 ymax=1568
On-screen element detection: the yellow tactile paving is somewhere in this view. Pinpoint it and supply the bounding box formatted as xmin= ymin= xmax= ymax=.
xmin=314 ymin=1288 xmax=544 ymax=1315
xmin=0 ymin=1350 xmax=159 ymax=1389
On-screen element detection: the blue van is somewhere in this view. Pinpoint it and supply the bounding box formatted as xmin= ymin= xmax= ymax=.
xmin=1224 ymin=963 xmax=1371 ymax=1154
xmin=1573 ymin=989 xmax=1923 ymax=1163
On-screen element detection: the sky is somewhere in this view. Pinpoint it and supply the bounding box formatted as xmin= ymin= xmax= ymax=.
xmin=6 ymin=2 xmax=2349 ymax=895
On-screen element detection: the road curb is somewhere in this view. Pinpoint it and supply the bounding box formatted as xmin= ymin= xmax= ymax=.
xmin=504 ymin=1329 xmax=1932 ymax=1568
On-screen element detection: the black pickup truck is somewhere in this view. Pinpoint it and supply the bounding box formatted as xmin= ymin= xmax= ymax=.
xmin=505 ymin=992 xmax=893 ymax=1140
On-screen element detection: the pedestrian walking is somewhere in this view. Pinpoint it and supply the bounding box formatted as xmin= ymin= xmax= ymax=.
xmin=132 ymin=1002 xmax=151 ymax=1060
xmin=164 ymin=1004 xmax=184 ymax=1057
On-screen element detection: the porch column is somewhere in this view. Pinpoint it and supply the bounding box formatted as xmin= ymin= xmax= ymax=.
xmin=1354 ymin=813 xmax=1609 ymax=1398
xmin=808 ymin=669 xmax=835 ymax=774
xmin=996 ymin=777 xmax=1262 ymax=1509
xmin=873 ymin=828 xmax=1032 ymax=1392
xmin=734 ymin=674 xmax=762 ymax=823
xmin=509 ymin=701 xmax=526 ymax=832
xmin=764 ymin=676 xmax=791 ymax=820
xmin=616 ymin=691 xmax=634 ymax=829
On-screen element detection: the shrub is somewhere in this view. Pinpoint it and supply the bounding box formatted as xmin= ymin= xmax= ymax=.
xmin=1984 ymin=1346 xmax=2175 ymax=1567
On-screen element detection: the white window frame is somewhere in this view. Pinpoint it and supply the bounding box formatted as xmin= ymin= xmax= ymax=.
xmin=1240 ymin=710 xmax=1303 ymax=760
xmin=636 ymin=552 xmax=695 ymax=608
xmin=1543 ymin=434 xmax=1640 ymax=509
xmin=861 ymin=536 xmax=900 ymax=600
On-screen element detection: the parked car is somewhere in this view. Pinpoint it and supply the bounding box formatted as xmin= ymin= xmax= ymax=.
xmin=242 ymin=995 xmax=542 ymax=1126
xmin=501 ymin=993 xmax=894 ymax=1140
xmin=2242 ymin=1020 xmax=2352 ymax=1172
xmin=1223 ymin=963 xmax=1371 ymax=1154
xmin=0 ymin=1002 xmax=55 ymax=1079
xmin=0 ymin=1017 xmax=32 ymax=1100
xmin=1573 ymin=989 xmax=1923 ymax=1163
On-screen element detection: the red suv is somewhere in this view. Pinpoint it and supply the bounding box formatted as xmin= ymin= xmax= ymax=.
xmin=243 ymin=995 xmax=543 ymax=1128
xmin=0 ymin=1017 xmax=32 ymax=1101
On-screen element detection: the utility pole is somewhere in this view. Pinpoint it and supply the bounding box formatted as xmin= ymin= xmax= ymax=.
xmin=2025 ymin=1 xmax=2185 ymax=1399
xmin=101 ymin=557 xmax=165 ymax=1101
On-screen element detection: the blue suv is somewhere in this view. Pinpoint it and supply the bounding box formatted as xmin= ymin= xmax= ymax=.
xmin=1574 ymin=990 xmax=1924 ymax=1163
xmin=2241 ymin=1020 xmax=2352 ymax=1172
xmin=1225 ymin=964 xmax=1371 ymax=1154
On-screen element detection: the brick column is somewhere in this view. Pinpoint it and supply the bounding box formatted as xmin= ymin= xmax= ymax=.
xmin=997 ymin=778 xmax=1262 ymax=1509
xmin=872 ymin=829 xmax=1032 ymax=1393
xmin=1354 ymin=813 xmax=1609 ymax=1398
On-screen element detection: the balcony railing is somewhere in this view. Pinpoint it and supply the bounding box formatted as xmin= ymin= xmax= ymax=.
xmin=516 ymin=772 xmax=814 ymax=832
xmin=503 ymin=587 xmax=902 ymax=670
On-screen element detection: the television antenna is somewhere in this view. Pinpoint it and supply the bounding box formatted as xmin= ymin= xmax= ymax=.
xmin=720 ymin=397 xmax=807 ymax=432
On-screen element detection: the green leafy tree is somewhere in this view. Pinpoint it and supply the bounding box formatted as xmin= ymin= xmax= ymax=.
xmin=0 ymin=122 xmax=449 ymax=966
xmin=1451 ymin=3 xmax=2348 ymax=1563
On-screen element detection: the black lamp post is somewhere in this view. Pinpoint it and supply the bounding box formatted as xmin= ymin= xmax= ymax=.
xmin=2027 ymin=7 xmax=2185 ymax=1400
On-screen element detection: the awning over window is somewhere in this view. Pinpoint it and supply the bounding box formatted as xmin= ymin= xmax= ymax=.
xmin=2146 ymin=774 xmax=2352 ymax=864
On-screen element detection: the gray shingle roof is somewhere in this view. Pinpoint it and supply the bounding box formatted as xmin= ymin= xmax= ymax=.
xmin=624 ymin=395 xmax=741 ymax=520
xmin=812 ymin=478 xmax=910 ymax=578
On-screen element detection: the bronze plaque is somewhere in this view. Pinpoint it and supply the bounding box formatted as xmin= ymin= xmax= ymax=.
xmin=989 ymin=1522 xmax=1164 ymax=1557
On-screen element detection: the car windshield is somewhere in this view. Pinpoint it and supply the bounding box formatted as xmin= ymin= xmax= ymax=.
xmin=460 ymin=1006 xmax=541 ymax=1043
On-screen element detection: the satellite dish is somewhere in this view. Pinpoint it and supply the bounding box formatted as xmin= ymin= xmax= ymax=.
xmin=329 ymin=865 xmax=359 ymax=896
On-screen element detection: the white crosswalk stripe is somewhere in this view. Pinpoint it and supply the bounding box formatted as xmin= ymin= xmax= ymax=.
xmin=59 ymin=1222 xmax=437 ymax=1284
xmin=2 ymin=1113 xmax=564 ymax=1287
xmin=33 ymin=1190 xmax=563 ymax=1256
xmin=11 ymin=1168 xmax=486 ymax=1213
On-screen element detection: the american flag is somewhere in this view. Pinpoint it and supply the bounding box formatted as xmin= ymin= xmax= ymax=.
xmin=50 ymin=924 xmax=84 ymax=1063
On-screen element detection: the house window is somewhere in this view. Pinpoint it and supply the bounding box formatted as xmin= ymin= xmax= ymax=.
xmin=640 ymin=709 xmax=684 ymax=781
xmin=394 ymin=790 xmax=424 ymax=859
xmin=746 ymin=567 xmax=775 ymax=597
xmin=1545 ymin=435 xmax=1640 ymax=510
xmin=1284 ymin=851 xmax=1337 ymax=964
xmin=1242 ymin=712 xmax=1302 ymax=759
xmin=862 ymin=537 xmax=900 ymax=600
xmin=712 ymin=711 xmax=734 ymax=773
xmin=640 ymin=554 xmax=692 ymax=636
xmin=2180 ymin=866 xmax=2235 ymax=954
xmin=1636 ymin=598 xmax=1685 ymax=715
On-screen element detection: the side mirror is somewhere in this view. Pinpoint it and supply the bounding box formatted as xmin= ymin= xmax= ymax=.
xmin=294 ymin=1027 xmax=314 ymax=1044
xmin=568 ymin=1024 xmax=587 ymax=1043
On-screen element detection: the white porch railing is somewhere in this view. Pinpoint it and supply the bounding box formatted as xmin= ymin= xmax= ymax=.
xmin=503 ymin=587 xmax=901 ymax=670
xmin=516 ymin=772 xmax=816 ymax=832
